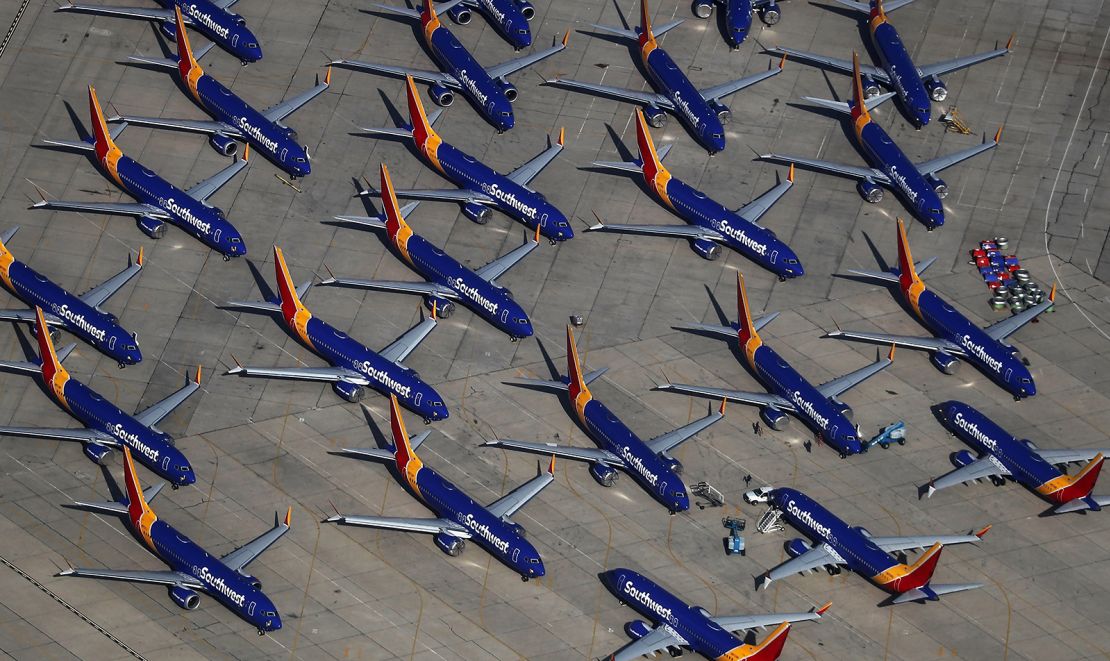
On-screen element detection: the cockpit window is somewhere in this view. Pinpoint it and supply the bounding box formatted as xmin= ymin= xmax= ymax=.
xmin=785 ymin=259 xmax=798 ymax=264
xmin=230 ymin=237 xmax=242 ymax=243
xmin=126 ymin=345 xmax=137 ymax=350
xmin=295 ymin=157 xmax=306 ymax=163
xmin=673 ymin=491 xmax=685 ymax=497
xmin=247 ymin=43 xmax=258 ymax=48
xmin=501 ymin=112 xmax=511 ymax=117
xmin=528 ymin=558 xmax=540 ymax=564
xmin=1020 ymin=378 xmax=1031 ymax=383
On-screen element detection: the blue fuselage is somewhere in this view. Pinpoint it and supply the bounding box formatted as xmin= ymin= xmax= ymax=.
xmin=469 ymin=0 xmax=532 ymax=49
xmin=870 ymin=20 xmax=931 ymax=127
xmin=856 ymin=121 xmax=945 ymax=228
xmin=936 ymin=401 xmax=1057 ymax=491
xmin=641 ymin=43 xmax=726 ymax=153
xmin=161 ymin=0 xmax=262 ymax=63
xmin=722 ymin=0 xmax=754 ymax=48
xmin=425 ymin=18 xmax=515 ymax=131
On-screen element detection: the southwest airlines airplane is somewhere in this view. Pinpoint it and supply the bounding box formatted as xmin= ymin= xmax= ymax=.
xmin=113 ymin=7 xmax=329 ymax=178
xmin=333 ymin=0 xmax=567 ymax=131
xmin=747 ymin=486 xmax=990 ymax=604
xmin=0 ymin=226 xmax=143 ymax=367
xmin=587 ymin=110 xmax=803 ymax=279
xmin=0 ymin=308 xmax=200 ymax=486
xmin=60 ymin=447 xmax=290 ymax=634
xmin=658 ymin=274 xmax=894 ymax=457
xmin=600 ymin=567 xmax=828 ymax=660
xmin=485 ymin=325 xmax=725 ymax=513
xmin=58 ymin=0 xmax=263 ymax=63
xmin=324 ymin=164 xmax=539 ymax=342
xmin=760 ymin=53 xmax=1000 ymax=229
xmin=828 ymin=219 xmax=1052 ymax=399
xmin=222 ymin=246 xmax=447 ymax=422
xmin=356 ymin=77 xmax=571 ymax=241
xmin=37 ymin=85 xmax=249 ymax=258
xmin=767 ymin=0 xmax=1012 ymax=127
xmin=546 ymin=0 xmax=783 ymax=153
xmin=693 ymin=0 xmax=783 ymax=49
xmin=439 ymin=0 xmax=537 ymax=50
xmin=929 ymin=401 xmax=1110 ymax=515
xmin=328 ymin=395 xmax=555 ymax=580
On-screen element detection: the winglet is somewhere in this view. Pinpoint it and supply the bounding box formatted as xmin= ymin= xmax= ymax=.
xmin=974 ymin=524 xmax=992 ymax=539
xmin=557 ymin=126 xmax=565 ymax=147
xmin=325 ymin=65 xmax=332 ymax=86
xmin=1049 ymin=281 xmax=1057 ymax=302
xmin=888 ymin=343 xmax=896 ymax=361
xmin=533 ymin=224 xmax=541 ymax=244
xmin=548 ymin=454 xmax=556 ymax=475
xmin=243 ymin=144 xmax=250 ymax=162
xmin=194 ymin=364 xmax=203 ymax=384
xmin=719 ymin=399 xmax=727 ymax=415
xmin=778 ymin=53 xmax=787 ymax=69
xmin=1005 ymin=33 xmax=1015 ymax=50
xmin=993 ymin=125 xmax=1004 ymax=144
xmin=561 ymin=28 xmax=570 ymax=47
xmin=787 ymin=163 xmax=795 ymax=183
xmin=431 ymin=299 xmax=438 ymax=320
xmin=34 ymin=307 xmax=69 ymax=388
xmin=229 ymin=352 xmax=243 ymax=369
xmin=284 ymin=506 xmax=293 ymax=527
xmin=815 ymin=601 xmax=832 ymax=616
xmin=135 ymin=246 xmax=144 ymax=267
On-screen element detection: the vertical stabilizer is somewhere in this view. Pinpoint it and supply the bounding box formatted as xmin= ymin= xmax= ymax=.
xmin=173 ymin=6 xmax=203 ymax=88
xmin=850 ymin=51 xmax=871 ymax=128
xmin=635 ymin=110 xmax=670 ymax=191
xmin=895 ymin=218 xmax=922 ymax=294
xmin=740 ymin=622 xmax=792 ymax=661
xmin=388 ymin=394 xmax=424 ymax=485
xmin=121 ymin=446 xmax=155 ymax=531
xmin=565 ymin=325 xmax=591 ymax=404
xmin=34 ymin=307 xmax=70 ymax=396
xmin=272 ymin=246 xmax=306 ymax=321
xmin=637 ymin=0 xmax=656 ymax=47
xmin=883 ymin=542 xmax=943 ymax=593
xmin=736 ymin=273 xmax=761 ymax=346
xmin=378 ymin=163 xmax=414 ymax=255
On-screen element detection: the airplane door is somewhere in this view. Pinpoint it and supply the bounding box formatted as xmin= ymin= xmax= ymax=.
xmin=414 ymin=392 xmax=423 ymax=407
xmin=540 ymin=213 xmax=548 ymax=228
xmin=770 ymin=250 xmax=778 ymax=264
xmin=108 ymin=336 xmax=116 ymax=351
xmin=658 ymin=481 xmax=667 ymax=497
xmin=1005 ymin=368 xmax=1012 ymax=383
xmin=214 ymin=229 xmax=221 ymax=243
xmin=501 ymin=309 xmax=508 ymax=324
xmin=280 ymin=148 xmax=288 ymax=162
xmin=829 ymin=425 xmax=837 ymax=442
xmin=512 ymin=548 xmax=519 ymax=563
xmin=162 ymin=455 xmax=170 ymax=472
xmin=248 ymin=601 xmax=256 ymax=617
xmin=232 ymin=34 xmax=239 ymax=47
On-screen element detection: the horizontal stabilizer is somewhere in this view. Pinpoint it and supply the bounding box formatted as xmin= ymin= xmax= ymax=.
xmin=127 ymin=54 xmax=177 ymax=69
xmin=801 ymin=91 xmax=897 ymax=115
xmin=68 ymin=482 xmax=164 ymax=515
xmin=588 ymin=159 xmax=642 ymax=173
xmin=221 ymin=299 xmax=282 ymax=313
xmin=891 ymin=582 xmax=982 ymax=604
xmin=355 ymin=124 xmax=414 ymax=139
xmin=1051 ymin=494 xmax=1110 ymax=515
xmin=331 ymin=214 xmax=388 ymax=230
xmin=38 ymin=138 xmax=94 ymax=152
xmin=505 ymin=368 xmax=607 ymax=391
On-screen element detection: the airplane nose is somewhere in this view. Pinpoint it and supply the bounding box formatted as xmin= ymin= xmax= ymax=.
xmin=180 ymin=468 xmax=197 ymax=486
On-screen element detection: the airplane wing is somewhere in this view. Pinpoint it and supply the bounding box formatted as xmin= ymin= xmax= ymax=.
xmin=32 ymin=199 xmax=165 ymax=218
xmin=871 ymin=532 xmax=984 ymax=553
xmin=655 ymin=383 xmax=794 ymax=411
xmin=815 ymin=348 xmax=894 ymax=400
xmin=917 ymin=41 xmax=1013 ymax=79
xmin=926 ymin=456 xmax=1010 ymax=496
xmin=262 ymin=72 xmax=331 ymax=123
xmin=713 ymin=608 xmax=826 ymax=633
xmin=605 ymin=626 xmax=682 ymax=661
xmin=506 ymin=131 xmax=564 ymax=187
xmin=80 ymin=252 xmax=143 ymax=310
xmin=760 ymin=154 xmax=889 ymax=183
xmin=57 ymin=4 xmax=174 ymax=20
xmin=485 ymin=31 xmax=570 ymax=80
xmin=326 ymin=514 xmax=471 ymax=536
xmin=825 ymin=329 xmax=963 ymax=354
xmin=378 ymin=311 xmax=437 ymax=365
xmin=474 ymin=232 xmax=540 ymax=284
xmin=764 ymin=47 xmax=888 ymax=82
xmin=698 ymin=61 xmax=784 ymax=103
xmin=107 ymin=115 xmax=239 ymax=137
xmin=485 ymin=459 xmax=555 ymax=520
xmin=58 ymin=567 xmax=203 ymax=589
xmin=915 ymin=135 xmax=1000 ymax=177
xmin=212 ymin=0 xmax=239 ymax=7
xmin=220 ymin=509 xmax=292 ymax=572
xmin=483 ymin=439 xmax=619 ymax=465
xmin=0 ymin=426 xmax=114 ymax=444
xmin=587 ymin=220 xmax=723 ymax=241
xmin=983 ymin=295 xmax=1054 ymax=342
xmin=1035 ymin=448 xmax=1110 ymax=464
xmin=318 ymin=277 xmax=455 ymax=299
xmin=133 ymin=367 xmax=202 ymax=431
xmin=645 ymin=403 xmax=725 ymax=455
xmin=330 ymin=59 xmax=457 ymax=87
xmin=544 ymin=78 xmax=672 ymax=109
xmin=763 ymin=544 xmax=839 ymax=585
xmin=185 ymin=154 xmax=249 ymax=203
xmin=227 ymin=363 xmax=368 ymax=384
xmin=736 ymin=173 xmax=794 ymax=223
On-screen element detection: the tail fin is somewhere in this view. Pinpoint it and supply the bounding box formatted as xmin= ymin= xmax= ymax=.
xmin=34 ymin=307 xmax=69 ymax=389
xmin=895 ymin=218 xmax=923 ymax=293
xmin=272 ymin=246 xmax=306 ymax=321
xmin=850 ymin=51 xmax=870 ymax=127
xmin=736 ymin=273 xmax=760 ymax=346
xmin=634 ymin=109 xmax=668 ymax=185
xmin=739 ymin=622 xmax=791 ymax=661
xmin=87 ymin=85 xmax=120 ymax=162
xmin=638 ymin=0 xmax=656 ymax=46
xmin=1046 ymin=453 xmax=1104 ymax=503
xmin=173 ymin=6 xmax=202 ymax=84
xmin=405 ymin=76 xmax=439 ymax=149
xmin=378 ymin=163 xmax=413 ymax=243
xmin=121 ymin=446 xmax=154 ymax=527
xmin=388 ymin=394 xmax=423 ymax=479
xmin=869 ymin=0 xmax=887 ymax=23
xmin=566 ymin=324 xmax=590 ymax=402
xmin=884 ymin=542 xmax=944 ymax=592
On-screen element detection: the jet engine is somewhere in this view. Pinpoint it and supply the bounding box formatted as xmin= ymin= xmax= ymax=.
xmin=589 ymin=462 xmax=619 ymax=487
xmin=785 ymin=538 xmax=811 ymax=558
xmin=930 ymin=351 xmax=961 ymax=375
xmin=924 ymin=75 xmax=948 ymax=102
xmin=517 ymin=0 xmax=535 ymax=19
xmin=692 ymin=0 xmax=714 ymax=18
xmin=708 ymin=100 xmax=731 ymax=124
xmin=170 ymin=586 xmax=201 ymax=610
xmin=429 ymin=84 xmax=455 ymax=107
xmin=951 ymin=449 xmax=976 ymax=467
xmin=857 ymin=179 xmax=884 ymax=203
xmin=138 ymin=216 xmax=167 ymax=240
xmin=433 ymin=533 xmax=465 ymax=557
xmin=642 ymin=105 xmax=667 ymax=128
xmin=760 ymin=3 xmax=781 ymax=24
xmin=691 ymin=238 xmax=722 ymax=261
xmin=1022 ymin=439 xmax=1037 ymax=450
xmin=208 ymin=133 xmax=238 ymax=157
xmin=509 ymin=522 xmax=526 ymax=538
xmin=332 ymin=380 xmax=365 ymax=403
xmin=241 ymin=574 xmax=263 ymax=590
xmin=424 ymin=295 xmax=455 ymax=318
xmin=831 ymin=398 xmax=853 ymax=421
xmin=625 ymin=620 xmax=653 ymax=639
xmin=498 ymin=79 xmax=519 ymax=103
xmin=661 ymin=452 xmax=683 ymax=475
xmin=859 ymin=74 xmax=881 ymax=99
xmin=83 ymin=443 xmax=114 ymax=465
xmin=925 ymin=174 xmax=948 ymax=198
xmin=760 ymin=407 xmax=789 ymax=431
xmin=851 ymin=525 xmax=872 ymax=537
xmin=446 ymin=4 xmax=472 ymax=24
xmin=462 ymin=201 xmax=492 ymax=224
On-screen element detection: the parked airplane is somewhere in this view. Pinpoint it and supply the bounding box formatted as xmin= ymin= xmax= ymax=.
xmin=657 ymin=273 xmax=894 ymax=457
xmin=0 ymin=308 xmax=200 ymax=486
xmin=323 ymin=164 xmax=539 ymax=341
xmin=545 ymin=0 xmax=783 ymax=153
xmin=440 ymin=0 xmax=537 ymax=50
xmin=600 ymin=567 xmax=828 ymax=660
xmin=0 ymin=226 xmax=143 ymax=367
xmin=332 ymin=0 xmax=567 ymax=132
xmin=36 ymin=85 xmax=249 ymax=258
xmin=221 ymin=246 xmax=447 ymax=422
xmin=112 ymin=7 xmax=329 ymax=178
xmin=327 ymin=395 xmax=555 ymax=580
xmin=586 ymin=110 xmax=803 ymax=280
xmin=760 ymin=53 xmax=1000 ymax=229
xmin=355 ymin=77 xmax=572 ymax=242
xmin=58 ymin=0 xmax=263 ymax=64
xmin=767 ymin=0 xmax=1013 ymax=127
xmin=484 ymin=325 xmax=725 ymax=513
xmin=746 ymin=486 xmax=989 ymax=604
xmin=827 ymin=219 xmax=1052 ymax=399
xmin=693 ymin=0 xmax=782 ymax=49
xmin=928 ymin=400 xmax=1110 ymax=514
xmin=60 ymin=446 xmax=289 ymax=634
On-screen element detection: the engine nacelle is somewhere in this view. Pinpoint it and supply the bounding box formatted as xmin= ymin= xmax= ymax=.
xmin=785 ymin=538 xmax=811 ymax=558
xmin=433 ymin=532 xmax=466 ymax=557
xmin=930 ymin=351 xmax=961 ymax=375
xmin=423 ymin=295 xmax=455 ymax=318
xmin=760 ymin=407 xmax=789 ymax=431
xmin=170 ymin=586 xmax=200 ymax=610
xmin=241 ymin=574 xmax=262 ymax=590
xmin=589 ymin=462 xmax=619 ymax=487
xmin=692 ymin=0 xmax=714 ymax=18
xmin=509 ymin=522 xmax=526 ymax=538
xmin=831 ymin=399 xmax=853 ymax=421
xmin=851 ymin=525 xmax=872 ymax=537
xmin=951 ymin=449 xmax=976 ymax=468
xmin=660 ymin=453 xmax=683 ymax=475
xmin=859 ymin=74 xmax=881 ymax=99
xmin=708 ymin=100 xmax=731 ymax=124
xmin=429 ymin=84 xmax=455 ymax=107
xmin=446 ymin=4 xmax=472 ymax=24
xmin=138 ymin=215 xmax=167 ymax=240
xmin=83 ymin=443 xmax=114 ymax=465
xmin=625 ymin=619 xmax=652 ymax=640
xmin=1022 ymin=439 xmax=1037 ymax=451
xmin=517 ymin=0 xmax=535 ymax=19
xmin=208 ymin=133 xmax=238 ymax=157
xmin=924 ymin=75 xmax=948 ymax=102
xmin=642 ymin=105 xmax=667 ymax=128
xmin=760 ymin=3 xmax=781 ymax=24
xmin=691 ymin=238 xmax=722 ymax=261
xmin=332 ymin=380 xmax=365 ymax=403
xmin=498 ymin=79 xmax=518 ymax=103
xmin=462 ymin=201 xmax=492 ymax=224
xmin=925 ymin=174 xmax=948 ymax=199
xmin=857 ymin=179 xmax=884 ymax=204
xmin=281 ymin=125 xmax=299 ymax=143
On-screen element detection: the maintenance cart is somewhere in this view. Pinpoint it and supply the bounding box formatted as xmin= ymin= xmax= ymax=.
xmin=865 ymin=421 xmax=906 ymax=450
xmin=723 ymin=516 xmax=746 ymax=555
